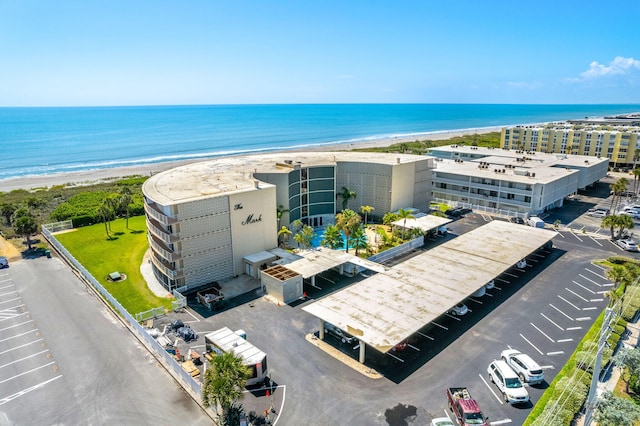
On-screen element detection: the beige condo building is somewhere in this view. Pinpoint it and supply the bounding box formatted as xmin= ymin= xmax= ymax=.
xmin=501 ymin=122 xmax=640 ymax=167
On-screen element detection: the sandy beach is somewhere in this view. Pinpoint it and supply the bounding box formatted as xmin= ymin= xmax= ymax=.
xmin=0 ymin=126 xmax=502 ymax=192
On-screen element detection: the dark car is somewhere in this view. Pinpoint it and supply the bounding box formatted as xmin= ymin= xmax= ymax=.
xmin=0 ymin=256 xmax=8 ymax=268
xmin=510 ymin=217 xmax=525 ymax=225
xmin=446 ymin=207 xmax=472 ymax=218
xmin=176 ymin=326 xmax=197 ymax=342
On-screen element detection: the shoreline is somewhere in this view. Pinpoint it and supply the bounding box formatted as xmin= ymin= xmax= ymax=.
xmin=0 ymin=126 xmax=503 ymax=192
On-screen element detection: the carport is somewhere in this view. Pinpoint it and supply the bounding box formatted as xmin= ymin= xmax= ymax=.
xmin=303 ymin=220 xmax=557 ymax=363
xmin=391 ymin=214 xmax=452 ymax=233
xmin=272 ymin=246 xmax=386 ymax=288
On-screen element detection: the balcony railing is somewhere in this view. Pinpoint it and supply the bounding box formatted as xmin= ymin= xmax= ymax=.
xmin=144 ymin=202 xmax=178 ymax=226
xmin=146 ymin=218 xmax=179 ymax=244
xmin=150 ymin=253 xmax=179 ymax=280
xmin=148 ymin=234 xmax=181 ymax=262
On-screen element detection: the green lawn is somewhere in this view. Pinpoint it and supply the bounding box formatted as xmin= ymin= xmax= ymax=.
xmin=55 ymin=215 xmax=172 ymax=314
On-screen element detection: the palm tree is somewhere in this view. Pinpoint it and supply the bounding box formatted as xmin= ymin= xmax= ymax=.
xmin=351 ymin=226 xmax=370 ymax=257
xmin=1 ymin=203 xmax=16 ymax=226
xmin=98 ymin=202 xmax=115 ymax=239
xmin=277 ymin=226 xmax=292 ymax=248
xmin=337 ymin=187 xmax=357 ymax=211
xmin=382 ymin=212 xmax=399 ymax=225
xmin=294 ymin=225 xmax=315 ymax=250
xmin=610 ymin=178 xmax=629 ymax=213
xmin=606 ymin=265 xmax=628 ymax=293
xmin=119 ymin=187 xmax=133 ymax=229
xmin=320 ymin=224 xmax=344 ymax=249
xmin=617 ymin=214 xmax=635 ymax=239
xmin=202 ymin=352 xmax=251 ymax=419
xmin=335 ymin=209 xmax=361 ymax=253
xmin=395 ymin=208 xmax=416 ymax=241
xmin=602 ymin=215 xmax=618 ymax=240
xmin=360 ymin=205 xmax=374 ymax=226
xmin=276 ymin=205 xmax=289 ymax=227
xmin=633 ymin=168 xmax=640 ymax=195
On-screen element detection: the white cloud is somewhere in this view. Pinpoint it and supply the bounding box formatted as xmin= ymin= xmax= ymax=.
xmin=578 ymin=56 xmax=640 ymax=80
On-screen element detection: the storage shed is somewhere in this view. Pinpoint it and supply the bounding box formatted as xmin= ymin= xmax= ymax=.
xmin=243 ymin=251 xmax=278 ymax=279
xmin=260 ymin=264 xmax=303 ymax=304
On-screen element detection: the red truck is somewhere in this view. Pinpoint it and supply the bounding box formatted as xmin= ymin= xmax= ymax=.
xmin=446 ymin=387 xmax=489 ymax=426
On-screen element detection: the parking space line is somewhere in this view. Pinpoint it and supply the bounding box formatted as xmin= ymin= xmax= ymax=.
xmin=478 ymin=373 xmax=504 ymax=404
xmin=386 ymin=352 xmax=404 ymax=362
xmin=590 ymin=298 xmax=604 ymax=303
xmin=557 ymin=339 xmax=574 ymax=343
xmin=572 ymin=281 xmax=596 ymax=294
xmin=416 ymin=331 xmax=434 ymax=341
xmin=0 ymin=349 xmax=49 ymax=370
xmin=0 ymin=329 xmax=40 ymax=343
xmin=0 ymin=311 xmax=28 ymax=323
xmin=547 ymin=351 xmax=565 ymax=356
xmin=578 ymin=274 xmax=603 ymax=287
xmin=445 ymin=314 xmax=461 ymax=322
xmin=0 ymin=375 xmax=63 ymax=407
xmin=407 ymin=343 xmax=420 ymax=351
xmin=0 ymin=339 xmax=43 ymax=355
xmin=597 ymin=290 xmax=609 ymax=294
xmin=0 ymin=279 xmax=11 ymax=284
xmin=549 ymin=303 xmax=574 ymax=321
xmin=0 ymin=297 xmax=22 ymax=305
xmin=432 ymin=322 xmax=448 ymax=330
xmin=565 ymin=288 xmax=589 ymax=303
xmin=556 ymin=231 xmax=566 ymax=238
xmin=539 ymin=365 xmax=555 ymax=370
xmin=183 ymin=309 xmax=201 ymax=323
xmin=576 ymin=317 xmax=592 ymax=321
xmin=0 ymin=285 xmax=14 ymax=290
xmin=0 ymin=361 xmax=56 ymax=384
xmin=520 ymin=333 xmax=543 ymax=355
xmin=582 ymin=307 xmax=598 ymax=311
xmin=589 ymin=236 xmax=603 ymax=246
xmin=558 ymin=295 xmax=581 ymax=311
xmin=530 ymin=323 xmax=554 ymax=343
xmin=0 ymin=319 xmax=33 ymax=333
xmin=566 ymin=326 xmax=583 ymax=331
xmin=540 ymin=313 xmax=564 ymax=331
xmin=585 ymin=268 xmax=606 ymax=280
xmin=571 ymin=233 xmax=583 ymax=242
xmin=503 ymin=272 xmax=518 ymax=278
xmin=490 ymin=419 xmax=513 ymax=425
xmin=469 ymin=298 xmax=483 ymax=305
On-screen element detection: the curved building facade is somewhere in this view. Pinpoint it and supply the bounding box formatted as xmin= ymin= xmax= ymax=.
xmin=142 ymin=152 xmax=434 ymax=291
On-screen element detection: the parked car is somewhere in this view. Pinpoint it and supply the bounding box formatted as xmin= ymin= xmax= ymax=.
xmin=431 ymin=417 xmax=455 ymax=426
xmin=617 ymin=239 xmax=638 ymax=252
xmin=449 ymin=303 xmax=469 ymax=316
xmin=0 ymin=256 xmax=8 ymax=268
xmin=510 ymin=217 xmax=525 ymax=225
xmin=516 ymin=259 xmax=527 ymax=269
xmin=621 ymin=211 xmax=640 ymax=219
xmin=485 ymin=280 xmax=496 ymax=290
xmin=472 ymin=286 xmax=487 ymax=297
xmin=501 ymin=349 xmax=545 ymax=385
xmin=587 ymin=208 xmax=608 ymax=218
xmin=437 ymin=226 xmax=449 ymax=236
xmin=324 ymin=322 xmax=357 ymax=344
xmin=487 ymin=360 xmax=529 ymax=405
xmin=392 ymin=338 xmax=408 ymax=352
xmin=445 ymin=207 xmax=472 ymax=218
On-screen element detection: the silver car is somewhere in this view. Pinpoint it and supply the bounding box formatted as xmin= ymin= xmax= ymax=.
xmin=324 ymin=323 xmax=357 ymax=344
xmin=501 ymin=349 xmax=544 ymax=385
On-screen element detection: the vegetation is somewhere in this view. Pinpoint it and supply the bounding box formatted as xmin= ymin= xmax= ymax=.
xmin=55 ymin=216 xmax=172 ymax=314
xmin=337 ymin=186 xmax=357 ymax=211
xmin=202 ymin=352 xmax=251 ymax=419
xmin=320 ymin=224 xmax=344 ymax=250
xmin=335 ymin=209 xmax=361 ymax=253
xmin=351 ymin=131 xmax=502 ymax=155
xmin=594 ymin=391 xmax=640 ymax=426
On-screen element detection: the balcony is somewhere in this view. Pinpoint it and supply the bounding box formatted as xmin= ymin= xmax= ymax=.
xmin=148 ymin=234 xmax=181 ymax=262
xmin=150 ymin=253 xmax=179 ymax=280
xmin=144 ymin=202 xmax=178 ymax=226
xmin=146 ymin=218 xmax=179 ymax=244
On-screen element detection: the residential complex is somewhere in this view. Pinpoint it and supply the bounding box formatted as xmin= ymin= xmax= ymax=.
xmin=427 ymin=145 xmax=609 ymax=215
xmin=142 ymin=152 xmax=433 ymax=291
xmin=500 ymin=116 xmax=640 ymax=167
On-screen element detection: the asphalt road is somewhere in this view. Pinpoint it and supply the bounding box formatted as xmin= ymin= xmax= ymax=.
xmin=0 ymin=257 xmax=210 ymax=426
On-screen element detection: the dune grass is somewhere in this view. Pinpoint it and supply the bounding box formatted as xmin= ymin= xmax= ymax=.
xmin=55 ymin=215 xmax=172 ymax=314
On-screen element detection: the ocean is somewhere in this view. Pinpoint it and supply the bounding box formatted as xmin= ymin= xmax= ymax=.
xmin=1 ymin=104 xmax=639 ymax=180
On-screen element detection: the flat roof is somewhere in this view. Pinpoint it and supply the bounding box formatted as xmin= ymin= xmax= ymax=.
xmin=277 ymin=246 xmax=387 ymax=278
xmin=143 ymin=152 xmax=430 ymax=205
xmin=204 ymin=327 xmax=266 ymax=366
xmin=391 ymin=214 xmax=452 ymax=232
xmin=303 ymin=220 xmax=556 ymax=353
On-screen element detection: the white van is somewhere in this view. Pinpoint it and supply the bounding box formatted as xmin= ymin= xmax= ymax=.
xmin=527 ymin=217 xmax=545 ymax=228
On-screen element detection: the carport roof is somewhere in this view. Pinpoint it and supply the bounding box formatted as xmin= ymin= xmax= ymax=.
xmin=276 ymin=246 xmax=387 ymax=278
xmin=391 ymin=214 xmax=452 ymax=232
xmin=303 ymin=220 xmax=557 ymax=354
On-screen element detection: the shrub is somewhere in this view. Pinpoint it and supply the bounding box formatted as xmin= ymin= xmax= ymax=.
xmin=71 ymin=215 xmax=94 ymax=227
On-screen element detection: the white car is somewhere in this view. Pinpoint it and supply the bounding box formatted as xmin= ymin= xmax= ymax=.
xmin=617 ymin=239 xmax=638 ymax=252
xmin=516 ymin=259 xmax=527 ymax=269
xmin=449 ymin=303 xmax=469 ymax=316
xmin=485 ymin=280 xmax=496 ymax=290
xmin=501 ymin=349 xmax=545 ymax=385
xmin=487 ymin=360 xmax=529 ymax=405
xmin=431 ymin=417 xmax=455 ymax=426
xmin=587 ymin=209 xmax=608 ymax=218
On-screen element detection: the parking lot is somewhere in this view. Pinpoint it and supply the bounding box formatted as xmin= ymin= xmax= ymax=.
xmin=140 ymin=205 xmax=622 ymax=425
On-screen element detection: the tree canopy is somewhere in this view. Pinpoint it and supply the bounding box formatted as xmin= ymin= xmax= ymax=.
xmin=202 ymin=352 xmax=251 ymax=417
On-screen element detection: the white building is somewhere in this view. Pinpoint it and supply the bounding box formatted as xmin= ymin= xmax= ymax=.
xmin=427 ymin=145 xmax=609 ymax=215
xmin=142 ymin=152 xmax=434 ymax=291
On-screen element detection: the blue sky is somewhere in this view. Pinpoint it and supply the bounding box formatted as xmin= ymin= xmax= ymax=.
xmin=1 ymin=1 xmax=639 ymax=106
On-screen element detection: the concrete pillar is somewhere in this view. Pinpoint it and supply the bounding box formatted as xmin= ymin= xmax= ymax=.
xmin=311 ymin=275 xmax=316 ymax=287
xmin=319 ymin=319 xmax=325 ymax=340
xmin=339 ymin=264 xmax=344 ymax=275
xmin=359 ymin=340 xmax=365 ymax=363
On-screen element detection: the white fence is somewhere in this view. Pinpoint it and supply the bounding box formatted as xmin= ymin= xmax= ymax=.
xmin=42 ymin=220 xmax=73 ymax=233
xmin=41 ymin=224 xmax=202 ymax=398
xmin=431 ymin=198 xmax=527 ymax=219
